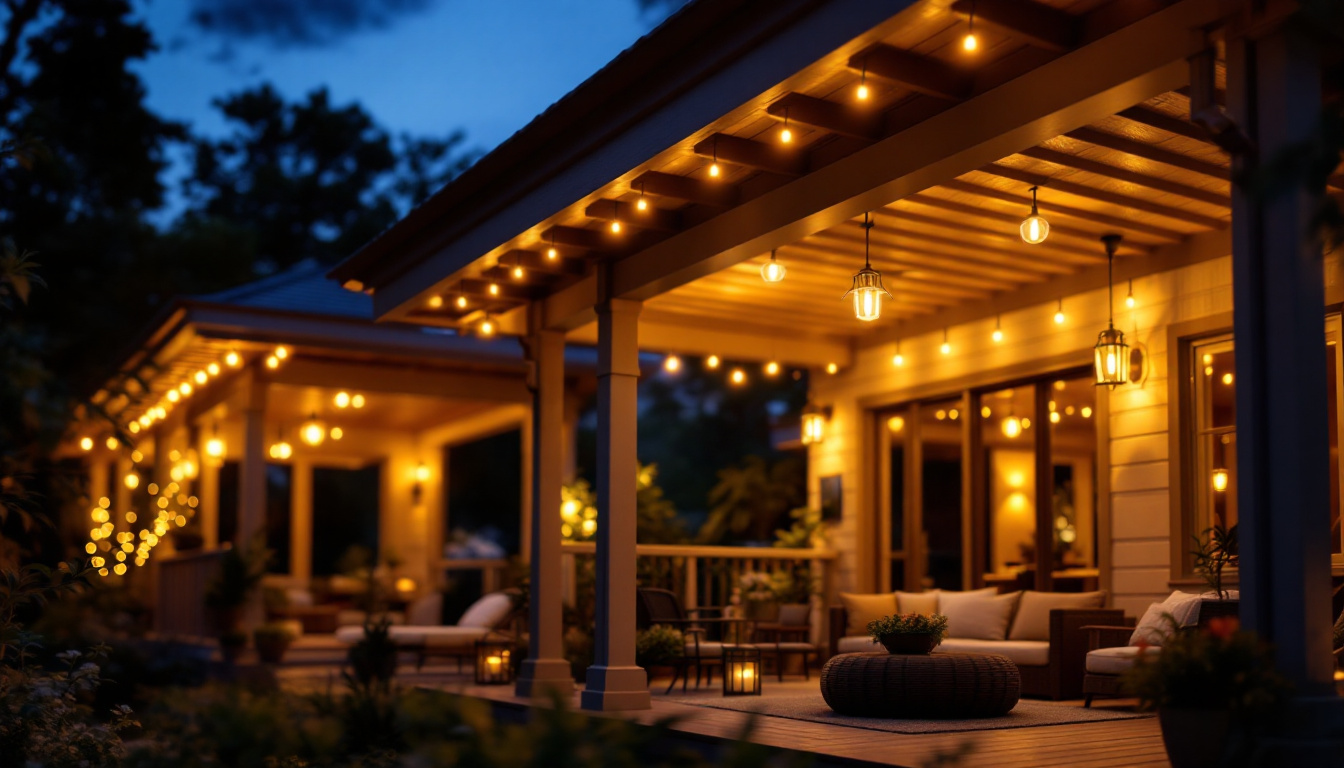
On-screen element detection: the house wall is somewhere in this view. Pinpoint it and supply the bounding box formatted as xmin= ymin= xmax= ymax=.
xmin=808 ymin=255 xmax=1234 ymax=618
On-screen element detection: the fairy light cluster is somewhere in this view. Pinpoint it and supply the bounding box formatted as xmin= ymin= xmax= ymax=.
xmin=119 ymin=346 xmax=276 ymax=437
xmin=660 ymin=352 xmax=815 ymax=387
xmin=82 ymin=476 xmax=199 ymax=578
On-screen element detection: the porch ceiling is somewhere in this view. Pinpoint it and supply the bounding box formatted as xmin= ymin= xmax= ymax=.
xmin=264 ymin=384 xmax=494 ymax=433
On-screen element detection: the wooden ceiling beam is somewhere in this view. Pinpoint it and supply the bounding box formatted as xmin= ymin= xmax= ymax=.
xmin=692 ymin=133 xmax=804 ymax=176
xmin=979 ymin=163 xmax=1229 ymax=229
xmin=872 ymin=207 xmax=1105 ymax=265
xmin=766 ymin=92 xmax=880 ymax=140
xmin=500 ymin=249 xmax=588 ymax=276
xmin=808 ymin=229 xmax=1074 ymax=278
xmin=773 ymin=243 xmax=1028 ymax=291
xmin=1065 ymin=127 xmax=1229 ymax=180
xmin=903 ymin=192 xmax=1154 ymax=255
xmin=540 ymin=225 xmax=620 ymax=252
xmin=632 ymin=171 xmax=739 ymax=208
xmin=456 ymin=278 xmax=540 ymax=303
xmin=846 ymin=44 xmax=972 ymax=101
xmin=584 ymin=198 xmax=683 ymax=232
xmin=1018 ymin=146 xmax=1229 ymax=207
xmin=949 ymin=0 xmax=1079 ymax=52
xmin=1117 ymin=106 xmax=1215 ymax=143
xmin=938 ymin=179 xmax=1186 ymax=241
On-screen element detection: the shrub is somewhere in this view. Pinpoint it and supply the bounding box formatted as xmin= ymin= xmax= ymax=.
xmin=867 ymin=613 xmax=950 ymax=640
xmin=635 ymin=624 xmax=684 ymax=668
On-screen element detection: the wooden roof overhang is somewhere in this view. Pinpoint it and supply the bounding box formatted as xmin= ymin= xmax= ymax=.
xmin=330 ymin=0 xmax=1333 ymax=368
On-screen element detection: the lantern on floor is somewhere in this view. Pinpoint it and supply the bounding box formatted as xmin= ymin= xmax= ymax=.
xmin=1093 ymin=234 xmax=1130 ymax=388
xmin=474 ymin=637 xmax=515 ymax=685
xmin=722 ymin=647 xmax=762 ymax=696
xmin=844 ymin=213 xmax=892 ymax=322
xmin=801 ymin=402 xmax=830 ymax=446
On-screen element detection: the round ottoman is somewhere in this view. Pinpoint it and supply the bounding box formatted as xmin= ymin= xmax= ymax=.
xmin=820 ymin=652 xmax=1020 ymax=718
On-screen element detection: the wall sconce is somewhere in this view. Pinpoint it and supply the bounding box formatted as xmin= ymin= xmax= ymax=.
xmin=801 ymin=403 xmax=832 ymax=446
xmin=412 ymin=462 xmax=430 ymax=504
xmin=474 ymin=637 xmax=515 ymax=685
xmin=1212 ymin=468 xmax=1229 ymax=492
xmin=204 ymin=424 xmax=226 ymax=468
xmin=722 ymin=647 xmax=762 ymax=696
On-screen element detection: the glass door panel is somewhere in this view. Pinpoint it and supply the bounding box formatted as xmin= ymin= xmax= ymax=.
xmin=881 ymin=409 xmax=910 ymax=591
xmin=981 ymin=386 xmax=1036 ymax=588
xmin=1047 ymin=376 xmax=1098 ymax=590
xmin=920 ymin=398 xmax=964 ymax=589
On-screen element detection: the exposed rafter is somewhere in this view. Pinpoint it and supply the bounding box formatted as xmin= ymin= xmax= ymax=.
xmin=846 ymin=44 xmax=972 ymax=101
xmin=1117 ymin=106 xmax=1215 ymax=143
xmin=902 ymin=193 xmax=1154 ymax=254
xmin=632 ymin=171 xmax=739 ymax=208
xmin=949 ymin=0 xmax=1078 ymax=52
xmin=766 ymin=92 xmax=879 ymax=140
xmin=540 ymin=225 xmax=620 ymax=252
xmin=456 ymin=278 xmax=540 ymax=303
xmin=499 ymin=249 xmax=589 ymax=275
xmin=938 ymin=179 xmax=1187 ymax=241
xmin=979 ymin=164 xmax=1228 ymax=230
xmin=692 ymin=133 xmax=805 ymax=176
xmin=584 ymin=199 xmax=683 ymax=232
xmin=1017 ymin=146 xmax=1229 ymax=207
xmin=1065 ymin=127 xmax=1229 ymax=180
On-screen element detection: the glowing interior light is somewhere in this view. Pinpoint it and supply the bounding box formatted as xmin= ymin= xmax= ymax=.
xmin=664 ymin=355 xmax=681 ymax=373
xmin=826 ymin=362 xmax=838 ymax=375
xmin=428 ymin=295 xmax=444 ymax=308
xmin=706 ymin=355 xmax=721 ymax=370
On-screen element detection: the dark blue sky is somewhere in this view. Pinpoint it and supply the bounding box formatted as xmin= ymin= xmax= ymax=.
xmin=133 ymin=0 xmax=658 ymax=153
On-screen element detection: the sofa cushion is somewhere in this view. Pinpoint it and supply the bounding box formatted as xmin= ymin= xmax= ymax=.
xmin=937 ymin=638 xmax=1050 ymax=667
xmin=839 ymin=592 xmax=897 ymax=636
xmin=407 ymin=592 xmax=443 ymax=626
xmin=836 ymin=635 xmax=879 ymax=653
xmin=1008 ymin=590 xmax=1107 ymax=641
xmin=940 ymin=591 xmax=1020 ymax=640
xmin=334 ymin=625 xmax=489 ymax=647
xmin=1086 ymin=644 xmax=1158 ymax=675
xmin=457 ymin=592 xmax=514 ymax=629
xmin=894 ymin=590 xmax=939 ymax=615
xmin=1130 ymin=591 xmax=1203 ymax=646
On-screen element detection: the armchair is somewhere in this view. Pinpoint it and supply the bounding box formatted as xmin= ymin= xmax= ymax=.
xmin=636 ymin=587 xmax=739 ymax=693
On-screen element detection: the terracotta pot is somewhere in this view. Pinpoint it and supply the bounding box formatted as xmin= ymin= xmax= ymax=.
xmin=1158 ymin=707 xmax=1232 ymax=768
xmin=878 ymin=633 xmax=940 ymax=654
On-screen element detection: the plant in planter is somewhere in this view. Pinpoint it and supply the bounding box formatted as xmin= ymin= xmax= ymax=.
xmin=219 ymin=630 xmax=248 ymax=664
xmin=867 ymin=613 xmax=949 ymax=655
xmin=635 ymin=624 xmax=685 ymax=671
xmin=1192 ymin=523 xmax=1239 ymax=600
xmin=733 ymin=571 xmax=781 ymax=621
xmin=253 ymin=622 xmax=297 ymax=664
xmin=1125 ymin=617 xmax=1287 ymax=768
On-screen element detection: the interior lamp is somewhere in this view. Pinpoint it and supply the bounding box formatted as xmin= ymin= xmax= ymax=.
xmin=801 ymin=402 xmax=831 ymax=446
xmin=760 ymin=249 xmax=786 ymax=283
xmin=1019 ymin=186 xmax=1049 ymax=244
xmin=1093 ymin=234 xmax=1130 ymax=389
xmin=300 ymin=414 xmax=327 ymax=447
xmin=844 ymin=213 xmax=892 ymax=322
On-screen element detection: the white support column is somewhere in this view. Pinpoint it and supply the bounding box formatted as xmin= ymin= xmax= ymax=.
xmin=581 ymin=298 xmax=650 ymax=712
xmin=516 ymin=325 xmax=574 ymax=697
xmin=238 ymin=373 xmax=268 ymax=544
xmin=291 ymin=459 xmax=313 ymax=583
xmin=1226 ymin=10 xmax=1343 ymax=751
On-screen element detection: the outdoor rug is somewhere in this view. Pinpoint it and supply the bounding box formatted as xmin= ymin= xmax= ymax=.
xmin=661 ymin=692 xmax=1151 ymax=734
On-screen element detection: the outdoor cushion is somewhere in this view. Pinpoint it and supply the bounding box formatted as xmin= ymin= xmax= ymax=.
xmin=334 ymin=625 xmax=488 ymax=647
xmin=839 ymin=592 xmax=897 ymax=636
xmin=406 ymin=592 xmax=443 ymax=626
xmin=1007 ymin=590 xmax=1107 ymax=641
xmin=836 ymin=635 xmax=879 ymax=653
xmin=457 ymin=592 xmax=514 ymax=629
xmin=938 ymin=638 xmax=1050 ymax=667
xmin=940 ymin=591 xmax=1020 ymax=640
xmin=686 ymin=641 xmax=736 ymax=658
xmin=776 ymin=603 xmax=811 ymax=625
xmin=1086 ymin=644 xmax=1157 ymax=675
xmin=894 ymin=590 xmax=940 ymax=615
xmin=1130 ymin=591 xmax=1203 ymax=646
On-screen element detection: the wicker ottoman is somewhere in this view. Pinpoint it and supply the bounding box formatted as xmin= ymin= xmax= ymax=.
xmin=820 ymin=652 xmax=1020 ymax=718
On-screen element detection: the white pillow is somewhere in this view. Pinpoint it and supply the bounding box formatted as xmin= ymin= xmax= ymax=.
xmin=407 ymin=592 xmax=443 ymax=626
xmin=940 ymin=591 xmax=1021 ymax=640
xmin=895 ymin=590 xmax=939 ymax=615
xmin=1129 ymin=591 xmax=1202 ymax=646
xmin=457 ymin=592 xmax=514 ymax=629
xmin=1007 ymin=590 xmax=1107 ymax=641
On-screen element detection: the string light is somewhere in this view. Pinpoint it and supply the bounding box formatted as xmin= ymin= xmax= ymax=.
xmin=300 ymin=414 xmax=327 ymax=447
xmin=760 ymin=249 xmax=786 ymax=283
xmin=275 ymin=346 xmax=289 ymax=360
xmin=730 ymin=368 xmax=747 ymax=385
xmin=456 ymin=292 xmax=468 ymax=309
xmin=892 ymin=337 xmax=904 ymax=367
xmin=963 ymin=0 xmax=978 ymax=51
xmin=179 ymin=382 xmax=192 ymax=396
xmin=225 ymin=350 xmax=241 ymax=367
xmin=940 ymin=328 xmax=951 ymax=356
xmin=351 ymin=394 xmax=365 ymax=408
xmin=334 ymin=391 xmax=351 ymax=408
xmin=488 ymin=283 xmax=499 ymax=297
xmin=765 ymin=361 xmax=780 ymax=376
xmin=478 ymin=315 xmax=497 ymax=338
xmin=708 ymin=136 xmax=721 ymax=178
xmin=547 ymin=232 xmax=558 ymax=260
xmin=856 ymin=64 xmax=870 ymax=100
xmin=1125 ymin=279 xmax=1136 ymax=309
xmin=992 ymin=315 xmax=1004 ymax=343
xmin=779 ymin=107 xmax=793 ymax=144
xmin=207 ymin=362 xmax=220 ymax=376
xmin=266 ymin=355 xmax=279 ymax=369
xmin=706 ymin=354 xmax=721 ymax=370
xmin=1054 ymin=298 xmax=1065 ymax=325
xmin=79 ymin=437 xmax=93 ymax=451
xmin=636 ymin=182 xmax=648 ymax=211
xmin=428 ymin=295 xmax=444 ymax=309
xmin=664 ymin=355 xmax=681 ymax=373
xmin=194 ymin=370 xmax=208 ymax=385
xmin=609 ymin=200 xmax=621 ymax=233
xmin=106 ymin=437 xmax=119 ymax=450
xmin=1020 ymin=186 xmax=1049 ymax=244
xmin=826 ymin=362 xmax=839 ymax=375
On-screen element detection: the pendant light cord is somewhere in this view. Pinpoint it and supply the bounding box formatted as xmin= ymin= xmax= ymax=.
xmin=863 ymin=212 xmax=872 ymax=269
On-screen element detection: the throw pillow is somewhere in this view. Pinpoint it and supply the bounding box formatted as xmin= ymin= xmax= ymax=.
xmin=839 ymin=592 xmax=898 ymax=636
xmin=894 ymin=590 xmax=939 ymax=615
xmin=457 ymin=592 xmax=515 ymax=629
xmin=1129 ymin=591 xmax=1202 ymax=646
xmin=940 ymin=591 xmax=1021 ymax=640
xmin=1007 ymin=590 xmax=1107 ymax=641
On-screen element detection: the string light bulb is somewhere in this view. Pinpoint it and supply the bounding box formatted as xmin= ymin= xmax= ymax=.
xmin=765 ymin=361 xmax=780 ymax=376
xmin=456 ymin=294 xmax=468 ymax=309
xmin=428 ymin=295 xmax=444 ymax=308
xmin=1125 ymin=279 xmax=1136 ymax=309
xmin=636 ymin=183 xmax=648 ymax=211
xmin=79 ymin=437 xmax=93 ymax=451
xmin=760 ymin=249 xmax=786 ymax=283
xmin=664 ymin=355 xmax=681 ymax=373
xmin=706 ymin=354 xmax=721 ymax=370
xmin=1054 ymin=298 xmax=1065 ymax=325
xmin=779 ymin=107 xmax=792 ymax=143
xmin=963 ymin=0 xmax=978 ymax=51
xmin=940 ymin=328 xmax=951 ymax=355
xmin=547 ymin=232 xmax=558 ymax=260
xmin=708 ymin=136 xmax=721 ymax=178
xmin=845 ymin=213 xmax=893 ymax=322
xmin=730 ymin=368 xmax=747 ymax=385
xmin=478 ymin=315 xmax=496 ymax=338
xmin=1019 ymin=186 xmax=1050 ymax=244
xmin=826 ymin=362 xmax=839 ymax=375
xmin=856 ymin=65 xmax=870 ymax=100
xmin=300 ymin=414 xmax=327 ymax=447
xmin=488 ymin=283 xmax=499 ymax=296
xmin=225 ymin=350 xmax=241 ymax=367
xmin=992 ymin=315 xmax=1004 ymax=343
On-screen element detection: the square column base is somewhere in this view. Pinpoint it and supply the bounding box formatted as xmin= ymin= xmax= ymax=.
xmin=514 ymin=659 xmax=574 ymax=698
xmin=580 ymin=665 xmax=651 ymax=711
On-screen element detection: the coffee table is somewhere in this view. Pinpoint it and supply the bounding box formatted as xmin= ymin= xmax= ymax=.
xmin=820 ymin=651 xmax=1020 ymax=718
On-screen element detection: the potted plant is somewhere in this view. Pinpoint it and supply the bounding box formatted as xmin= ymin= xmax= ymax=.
xmin=867 ymin=613 xmax=949 ymax=655
xmin=734 ymin=571 xmax=780 ymax=621
xmin=219 ymin=630 xmax=247 ymax=664
xmin=1192 ymin=523 xmax=1239 ymax=602
xmin=348 ymin=618 xmax=398 ymax=686
xmin=1124 ymin=617 xmax=1287 ymax=768
xmin=253 ymin=621 xmax=297 ymax=664
xmin=635 ymin=624 xmax=685 ymax=676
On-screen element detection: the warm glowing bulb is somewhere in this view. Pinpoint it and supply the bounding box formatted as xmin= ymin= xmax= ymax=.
xmin=940 ymin=342 xmax=951 ymax=355
xmin=275 ymin=346 xmax=289 ymax=360
xmin=194 ymin=370 xmax=208 ymax=385
xmin=1054 ymin=310 xmax=1065 ymax=325
xmin=479 ymin=318 xmax=496 ymax=337
xmin=1050 ymin=411 xmax=1062 ymax=424
xmin=1126 ymin=294 xmax=1136 ymax=309
xmin=892 ymin=353 xmax=904 ymax=367
xmin=456 ymin=295 xmax=468 ymax=309
xmin=852 ymin=286 xmax=884 ymax=322
xmin=992 ymin=329 xmax=1003 ymax=343
xmin=1081 ymin=406 xmax=1093 ymax=418
xmin=546 ymin=246 xmax=558 ymax=260
xmin=765 ymin=361 xmax=780 ymax=376
xmin=709 ymin=162 xmax=721 ymax=178
xmin=79 ymin=437 xmax=93 ymax=451
xmin=826 ymin=362 xmax=838 ymax=375
xmin=128 ymin=422 xmax=140 ymax=434
xmin=206 ymin=438 xmax=225 ymax=459
xmin=760 ymin=259 xmax=786 ymax=283
xmin=857 ymin=83 xmax=870 ymax=100
xmin=730 ymin=368 xmax=746 ymax=385
xmin=1222 ymin=373 xmax=1234 ymax=385
xmin=935 ymin=409 xmax=946 ymax=420
xmin=225 ymin=351 xmax=241 ymax=367
xmin=664 ymin=355 xmax=681 ymax=373
xmin=266 ymin=356 xmax=279 ymax=369
xmin=106 ymin=437 xmax=119 ymax=450
xmin=351 ymin=394 xmax=365 ymax=408
xmin=1002 ymin=416 xmax=1022 ymax=439
xmin=301 ymin=419 xmax=326 ymax=447
xmin=207 ymin=362 xmax=220 ymax=376
xmin=167 ymin=389 xmax=180 ymax=403
xmin=131 ymin=449 xmax=143 ymax=463
xmin=610 ymin=220 xmax=621 ymax=233
xmin=488 ymin=283 xmax=499 ymax=296
xmin=179 ymin=382 xmax=192 ymax=396
xmin=330 ymin=427 xmax=343 ymax=440
xmin=636 ymin=197 xmax=648 ymax=211
xmin=1020 ymin=214 xmax=1049 ymax=244
xmin=887 ymin=416 xmax=904 ymax=432
xmin=124 ymin=472 xmax=139 ymax=490
xmin=780 ymin=127 xmax=792 ymax=143
xmin=512 ymin=266 xmax=526 ymax=280
xmin=706 ymin=355 xmax=721 ymax=370
xmin=981 ymin=406 xmax=992 ymax=418
xmin=334 ymin=391 xmax=351 ymax=408
xmin=414 ymin=463 xmax=431 ymax=483
xmin=428 ymin=295 xmax=443 ymax=308
xmin=963 ymin=32 xmax=978 ymax=51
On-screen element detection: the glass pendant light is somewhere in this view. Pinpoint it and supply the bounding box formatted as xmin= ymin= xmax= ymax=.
xmin=760 ymin=249 xmax=786 ymax=283
xmin=708 ymin=136 xmax=721 ymax=178
xmin=300 ymin=413 xmax=327 ymax=446
xmin=844 ymin=213 xmax=892 ymax=322
xmin=1094 ymin=234 xmax=1130 ymax=388
xmin=963 ymin=0 xmax=978 ymax=51
xmin=1019 ymin=186 xmax=1049 ymax=244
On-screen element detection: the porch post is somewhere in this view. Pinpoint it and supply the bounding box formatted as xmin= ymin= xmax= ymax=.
xmin=516 ymin=324 xmax=574 ymax=697
xmin=1227 ymin=9 xmax=1337 ymax=713
xmin=238 ymin=372 xmax=267 ymax=544
xmin=581 ymin=297 xmax=650 ymax=711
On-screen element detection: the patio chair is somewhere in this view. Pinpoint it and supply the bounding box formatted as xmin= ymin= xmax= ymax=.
xmin=636 ymin=587 xmax=737 ymax=694
xmin=335 ymin=590 xmax=519 ymax=672
xmin=752 ymin=603 xmax=818 ymax=680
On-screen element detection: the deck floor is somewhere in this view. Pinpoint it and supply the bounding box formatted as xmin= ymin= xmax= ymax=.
xmin=408 ymin=672 xmax=1169 ymax=768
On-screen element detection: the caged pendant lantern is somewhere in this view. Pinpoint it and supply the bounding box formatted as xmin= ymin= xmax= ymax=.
xmin=1094 ymin=234 xmax=1130 ymax=388
xmin=844 ymin=213 xmax=893 ymax=322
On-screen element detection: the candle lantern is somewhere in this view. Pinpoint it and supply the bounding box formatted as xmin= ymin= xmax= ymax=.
xmin=722 ymin=647 xmax=762 ymax=696
xmin=474 ymin=637 xmax=515 ymax=685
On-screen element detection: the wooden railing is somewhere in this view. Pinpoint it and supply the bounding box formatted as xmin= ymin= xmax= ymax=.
xmin=154 ymin=547 xmax=228 ymax=639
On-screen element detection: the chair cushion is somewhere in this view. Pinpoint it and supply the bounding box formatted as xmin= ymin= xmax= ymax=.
xmin=937 ymin=638 xmax=1050 ymax=667
xmin=686 ymin=641 xmax=743 ymax=658
xmin=1086 ymin=644 xmax=1157 ymax=675
xmin=776 ymin=603 xmax=811 ymax=626
xmin=940 ymin=591 xmax=1020 ymax=640
xmin=334 ymin=625 xmax=489 ymax=647
xmin=1008 ymin=590 xmax=1107 ymax=641
xmin=839 ymin=592 xmax=897 ymax=636
xmin=406 ymin=592 xmax=443 ymax=626
xmin=1130 ymin=591 xmax=1203 ymax=646
xmin=836 ymin=635 xmax=879 ymax=653
xmin=457 ymin=592 xmax=514 ymax=629
xmin=894 ymin=590 xmax=940 ymax=615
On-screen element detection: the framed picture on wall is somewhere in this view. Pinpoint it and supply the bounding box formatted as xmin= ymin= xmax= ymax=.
xmin=820 ymin=474 xmax=843 ymax=522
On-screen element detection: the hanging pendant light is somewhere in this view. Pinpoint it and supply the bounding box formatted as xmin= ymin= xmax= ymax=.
xmin=856 ymin=64 xmax=870 ymax=100
xmin=844 ymin=213 xmax=893 ymax=322
xmin=1094 ymin=234 xmax=1130 ymax=388
xmin=1019 ymin=186 xmax=1050 ymax=244
xmin=708 ymin=136 xmax=721 ymax=178
xmin=963 ymin=0 xmax=979 ymax=51
xmin=779 ymin=107 xmax=793 ymax=144
xmin=300 ymin=413 xmax=328 ymax=447
xmin=760 ymin=249 xmax=786 ymax=283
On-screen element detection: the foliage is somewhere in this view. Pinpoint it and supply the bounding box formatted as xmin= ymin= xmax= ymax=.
xmin=773 ymin=506 xmax=826 ymax=549
xmin=699 ymin=456 xmax=806 ymax=544
xmin=735 ymin=572 xmax=781 ymax=606
xmin=559 ymin=463 xmax=685 ymax=544
xmin=867 ymin=613 xmax=950 ymax=640
xmin=1124 ymin=618 xmax=1288 ymax=713
xmin=347 ymin=618 xmax=398 ymax=689
xmin=635 ymin=624 xmax=685 ymax=668
xmin=1192 ymin=524 xmax=1239 ymax=600
xmin=253 ymin=622 xmax=296 ymax=644
xmin=203 ymin=536 xmax=270 ymax=610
